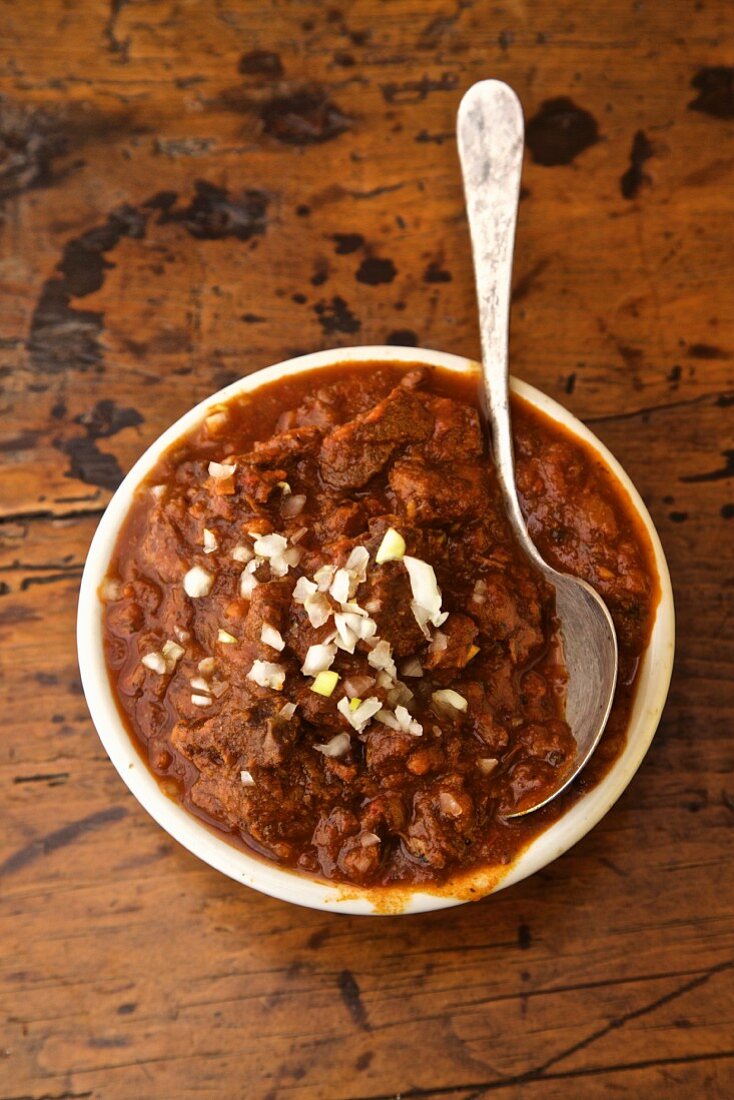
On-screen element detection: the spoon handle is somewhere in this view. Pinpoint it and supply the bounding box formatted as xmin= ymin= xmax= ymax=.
xmin=457 ymin=81 xmax=534 ymax=556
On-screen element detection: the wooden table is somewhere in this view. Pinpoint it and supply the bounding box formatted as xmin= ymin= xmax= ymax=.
xmin=2 ymin=2 xmax=732 ymax=1096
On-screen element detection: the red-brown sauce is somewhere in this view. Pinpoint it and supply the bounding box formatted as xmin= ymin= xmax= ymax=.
xmin=102 ymin=362 xmax=660 ymax=888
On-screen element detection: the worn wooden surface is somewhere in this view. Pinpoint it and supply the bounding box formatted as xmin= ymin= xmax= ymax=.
xmin=1 ymin=1 xmax=733 ymax=1097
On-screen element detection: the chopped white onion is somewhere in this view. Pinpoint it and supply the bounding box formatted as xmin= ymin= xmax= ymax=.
xmin=367 ymin=639 xmax=397 ymax=679
xmin=403 ymin=556 xmax=447 ymax=630
xmin=439 ymin=791 xmax=464 ymax=817
xmin=240 ymin=769 xmax=255 ymax=786
xmin=375 ymin=708 xmax=401 ymax=730
xmin=375 ymin=527 xmax=406 ymax=564
xmin=344 ymin=545 xmax=370 ymax=584
xmin=293 ymin=576 xmax=318 ymax=603
xmin=343 ymin=675 xmax=376 ymax=698
xmin=329 ymin=568 xmax=352 ymax=604
xmin=198 ymin=657 xmax=216 ymax=675
xmin=184 ymin=565 xmax=214 ymax=598
xmin=174 ymin=626 xmax=191 ymax=644
xmin=431 ymin=630 xmax=448 ymax=654
xmin=142 ymin=651 xmax=167 ymax=675
xmin=313 ymin=731 xmax=351 ymax=758
xmin=247 ymin=660 xmax=286 ymax=690
xmin=387 ymin=681 xmax=414 ymax=708
xmin=394 ymin=704 xmax=423 ymax=737
xmin=478 ymin=757 xmax=498 ymax=775
xmin=277 ymin=480 xmax=291 ymax=495
xmin=289 ymin=525 xmax=308 ymax=544
xmin=337 ymin=695 xmax=382 ymax=732
xmin=361 ymin=831 xmax=381 ymax=848
xmin=102 ymin=577 xmax=122 ymax=601
xmin=282 ymin=493 xmax=306 ymax=518
xmin=151 ymin=484 xmax=166 ymax=500
xmin=400 ymin=656 xmax=423 ymax=678
xmin=191 ymin=694 xmax=211 ymax=707
xmin=340 ymin=600 xmax=369 ymax=618
xmin=253 ymin=533 xmax=288 ymax=560
xmin=203 ymin=528 xmax=218 ymax=554
xmin=190 ymin=676 xmax=211 ymax=692
xmin=232 ymin=543 xmax=253 ymax=563
xmin=239 ymin=570 xmax=259 ymax=598
xmin=334 ymin=611 xmax=362 ymax=653
xmin=304 ymin=591 xmax=332 ymax=629
xmin=162 ymin=639 xmax=185 ymax=666
xmin=313 ymin=564 xmax=336 ymax=592
xmin=432 ymin=689 xmax=468 ymax=713
xmin=376 ymin=670 xmax=394 ymax=691
xmin=204 ymin=409 xmax=228 ymax=435
xmin=217 ymin=629 xmax=238 ymax=644
xmin=302 ymin=643 xmax=337 ymax=677
xmin=208 ymin=460 xmax=236 ymax=480
xmin=283 ymin=546 xmax=301 ymax=568
xmin=279 ymin=702 xmax=298 ymax=719
xmin=261 ymin=623 xmax=285 ymax=651
xmin=472 ymin=579 xmax=487 ymax=605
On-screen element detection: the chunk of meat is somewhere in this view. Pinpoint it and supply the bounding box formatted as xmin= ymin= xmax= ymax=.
xmin=420 ymin=396 xmax=484 ymax=462
xmin=364 ymin=726 xmax=415 ymax=776
xmin=311 ymin=805 xmax=361 ymax=878
xmin=242 ymin=580 xmax=292 ymax=642
xmin=405 ymin=778 xmax=476 ymax=869
xmin=425 ymin=614 xmax=478 ymax=670
xmin=171 ymin=697 xmax=300 ymax=771
xmin=470 ymin=570 xmax=550 ymax=664
xmin=360 ymin=561 xmax=427 ymax=656
xmin=388 ymin=459 xmax=487 ymax=525
xmin=319 ymin=381 xmax=434 ymax=489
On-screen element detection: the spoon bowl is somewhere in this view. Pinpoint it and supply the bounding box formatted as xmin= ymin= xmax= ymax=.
xmin=457 ymin=79 xmax=618 ymax=815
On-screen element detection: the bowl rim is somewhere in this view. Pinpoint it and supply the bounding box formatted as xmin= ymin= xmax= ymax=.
xmin=77 ymin=344 xmax=675 ymax=915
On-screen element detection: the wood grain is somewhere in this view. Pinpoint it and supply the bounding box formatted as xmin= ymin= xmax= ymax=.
xmin=1 ymin=1 xmax=732 ymax=1097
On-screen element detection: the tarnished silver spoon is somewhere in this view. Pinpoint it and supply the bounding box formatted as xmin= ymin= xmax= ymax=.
xmin=457 ymin=79 xmax=618 ymax=816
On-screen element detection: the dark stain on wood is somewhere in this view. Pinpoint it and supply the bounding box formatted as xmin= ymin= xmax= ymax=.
xmin=149 ymin=181 xmax=269 ymax=241
xmin=518 ymin=923 xmax=533 ymax=949
xmin=688 ymin=66 xmax=734 ymax=118
xmin=423 ymin=260 xmax=452 ymax=283
xmin=721 ymin=503 xmax=734 ymax=519
xmin=238 ymin=50 xmax=284 ymax=80
xmin=687 ymin=343 xmax=730 ymax=359
xmin=0 ymin=97 xmax=68 ymax=222
xmin=103 ymin=0 xmax=131 ymax=62
xmin=380 ymin=73 xmax=459 ymax=105
xmin=260 ymin=87 xmax=353 ymax=145
xmin=339 ymin=969 xmax=370 ymax=1031
xmin=525 ymin=97 xmax=600 ymax=166
xmin=386 ymin=328 xmax=418 ymax=346
xmin=620 ymin=130 xmax=654 ymax=199
xmin=313 ymin=295 xmax=361 ymax=334
xmin=414 ymin=129 xmax=453 ymax=145
xmin=74 ymin=400 xmax=143 ymax=440
xmin=356 ymin=256 xmax=397 ymax=285
xmin=28 ymin=204 xmax=148 ymax=375
xmin=0 ymin=805 xmax=128 ymax=878
xmin=332 ymin=232 xmax=365 ymax=254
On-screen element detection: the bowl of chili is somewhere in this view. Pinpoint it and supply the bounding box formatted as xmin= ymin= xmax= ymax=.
xmin=77 ymin=344 xmax=674 ymax=914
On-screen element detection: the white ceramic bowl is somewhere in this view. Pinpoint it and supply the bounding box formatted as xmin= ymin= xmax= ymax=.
xmin=77 ymin=345 xmax=675 ymax=915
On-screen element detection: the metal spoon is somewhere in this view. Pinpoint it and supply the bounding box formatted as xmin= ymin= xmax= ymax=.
xmin=457 ymin=80 xmax=618 ymax=816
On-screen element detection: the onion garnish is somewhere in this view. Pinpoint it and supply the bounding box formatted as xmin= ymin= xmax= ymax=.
xmin=247 ymin=660 xmax=286 ymax=690
xmin=375 ymin=527 xmax=406 ymax=564
xmin=232 ymin=544 xmax=253 ymax=563
xmin=217 ymin=629 xmax=238 ymax=644
xmin=279 ymin=701 xmax=298 ymax=719
xmin=198 ymin=657 xmax=216 ymax=675
xmin=439 ymin=792 xmax=464 ymax=817
xmin=361 ymin=831 xmax=381 ymax=848
xmin=240 ymin=769 xmax=255 ymax=786
xmin=142 ymin=652 xmax=167 ymax=675
xmin=478 ymin=757 xmax=498 ymax=774
xmin=394 ymin=704 xmax=423 ymax=737
xmin=367 ymin=639 xmax=397 ymax=679
xmin=310 ymin=670 xmax=340 ymax=697
xmin=203 ymin=528 xmax=218 ymax=554
xmin=191 ymin=694 xmax=211 ymax=707
xmin=302 ymin=643 xmax=337 ymax=677
xmin=400 ymin=656 xmax=423 ymax=678
xmin=329 ymin=568 xmax=351 ymax=604
xmin=343 ymin=674 xmax=376 ymax=698
xmin=208 ymin=460 xmax=236 ymax=480
xmin=432 ymin=689 xmax=468 ymax=712
xmin=403 ymin=555 xmax=448 ymax=631
xmin=184 ymin=565 xmax=214 ymax=599
xmin=337 ymin=695 xmax=382 ymax=732
xmin=313 ymin=731 xmax=351 ymax=757
xmin=261 ymin=623 xmax=285 ymax=651
xmin=161 ymin=640 xmax=185 ymax=667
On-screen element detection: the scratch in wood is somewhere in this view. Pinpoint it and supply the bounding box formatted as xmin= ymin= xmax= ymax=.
xmin=339 ymin=969 xmax=371 ymax=1031
xmin=0 ymin=805 xmax=128 ymax=878
xmin=0 ymin=506 xmax=106 ymax=526
xmin=680 ymin=449 xmax=734 ymax=484
xmin=585 ymin=391 xmax=732 ymax=426
xmin=13 ymin=772 xmax=70 ymax=785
